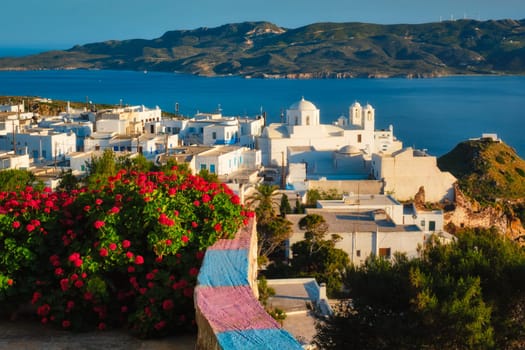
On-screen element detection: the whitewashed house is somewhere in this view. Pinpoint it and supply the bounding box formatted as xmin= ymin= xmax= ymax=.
xmin=194 ymin=145 xmax=261 ymax=176
xmin=286 ymin=194 xmax=454 ymax=266
xmin=0 ymin=128 xmax=76 ymax=163
xmin=38 ymin=118 xmax=93 ymax=152
xmin=0 ymin=151 xmax=30 ymax=169
xmin=94 ymin=105 xmax=162 ymax=135
xmin=153 ymin=112 xmax=264 ymax=148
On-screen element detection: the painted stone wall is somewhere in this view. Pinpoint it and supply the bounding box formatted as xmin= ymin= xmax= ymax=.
xmin=194 ymin=217 xmax=303 ymax=349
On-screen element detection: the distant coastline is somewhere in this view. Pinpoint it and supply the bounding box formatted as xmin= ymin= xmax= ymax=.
xmin=0 ymin=65 xmax=518 ymax=80
xmin=1 ymin=20 xmax=523 ymax=78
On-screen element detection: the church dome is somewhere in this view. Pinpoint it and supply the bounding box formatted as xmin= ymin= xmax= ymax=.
xmin=289 ymin=97 xmax=317 ymax=111
xmin=338 ymin=145 xmax=361 ymax=155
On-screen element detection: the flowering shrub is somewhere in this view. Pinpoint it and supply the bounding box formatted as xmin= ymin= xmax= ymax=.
xmin=0 ymin=167 xmax=250 ymax=338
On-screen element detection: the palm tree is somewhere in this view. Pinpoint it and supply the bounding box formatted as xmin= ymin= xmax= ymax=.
xmin=246 ymin=184 xmax=293 ymax=262
xmin=246 ymin=183 xmax=281 ymax=224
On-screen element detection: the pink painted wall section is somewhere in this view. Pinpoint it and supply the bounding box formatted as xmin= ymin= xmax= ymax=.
xmin=196 ymin=285 xmax=280 ymax=333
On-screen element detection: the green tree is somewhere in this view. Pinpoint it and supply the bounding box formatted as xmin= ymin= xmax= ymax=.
xmin=85 ymin=149 xmax=117 ymax=187
xmin=0 ymin=169 xmax=37 ymax=192
xmin=198 ymin=168 xmax=219 ymax=183
xmin=306 ymin=189 xmax=321 ymax=207
xmin=116 ymin=153 xmax=152 ymax=173
xmin=56 ymin=169 xmax=80 ymax=192
xmin=258 ymin=216 xmax=293 ymax=260
xmin=279 ymin=193 xmax=292 ymax=217
xmin=410 ymin=267 xmax=494 ymax=349
xmin=291 ymin=239 xmax=349 ymax=297
xmin=298 ymin=214 xmax=328 ymax=243
xmin=316 ymin=228 xmax=525 ymax=349
xmin=246 ymin=184 xmax=293 ymax=262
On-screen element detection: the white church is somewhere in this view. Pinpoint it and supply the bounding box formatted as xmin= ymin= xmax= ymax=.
xmin=257 ymin=97 xmax=402 ymax=172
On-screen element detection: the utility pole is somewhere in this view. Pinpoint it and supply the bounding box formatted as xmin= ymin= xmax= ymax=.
xmin=12 ymin=120 xmax=16 ymax=154
xmin=281 ymin=151 xmax=286 ymax=189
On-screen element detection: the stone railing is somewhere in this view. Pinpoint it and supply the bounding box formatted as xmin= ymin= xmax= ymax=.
xmin=194 ymin=217 xmax=303 ymax=349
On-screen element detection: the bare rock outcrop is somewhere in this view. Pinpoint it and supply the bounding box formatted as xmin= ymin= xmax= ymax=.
xmin=444 ymin=184 xmax=525 ymax=241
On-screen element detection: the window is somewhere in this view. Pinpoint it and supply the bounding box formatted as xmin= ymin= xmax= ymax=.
xmin=356 ymin=250 xmax=361 ymax=257
xmin=200 ymin=164 xmax=206 ymax=170
xmin=212 ymin=132 xmax=216 ymax=140
xmin=429 ymin=221 xmax=436 ymax=231
xmin=420 ymin=220 xmax=426 ymax=227
xmin=210 ymin=164 xmax=216 ymax=173
xmin=306 ymin=116 xmax=310 ymax=125
xmin=378 ymin=248 xmax=391 ymax=259
xmin=357 ymin=134 xmax=362 ymax=143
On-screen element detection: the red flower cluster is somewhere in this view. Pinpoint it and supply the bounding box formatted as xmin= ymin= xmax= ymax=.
xmin=0 ymin=167 xmax=253 ymax=338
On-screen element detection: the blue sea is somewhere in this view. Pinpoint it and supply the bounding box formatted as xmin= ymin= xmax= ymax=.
xmin=0 ymin=68 xmax=523 ymax=157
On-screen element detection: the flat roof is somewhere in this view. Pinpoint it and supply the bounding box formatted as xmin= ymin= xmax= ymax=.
xmin=288 ymin=210 xmax=420 ymax=233
xmin=200 ymin=145 xmax=243 ymax=157
xmin=317 ymin=194 xmax=401 ymax=209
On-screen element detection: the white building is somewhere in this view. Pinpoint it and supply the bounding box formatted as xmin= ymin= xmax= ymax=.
xmin=0 ymin=151 xmax=30 ymax=170
xmin=257 ymin=98 xmax=402 ymax=169
xmin=0 ymin=102 xmax=25 ymax=113
xmin=194 ymin=145 xmax=261 ymax=176
xmin=286 ymin=194 xmax=453 ymax=266
xmin=94 ymin=105 xmax=162 ymax=135
xmin=84 ymin=132 xmax=178 ymax=159
xmin=38 ymin=118 xmax=93 ymax=152
xmin=152 ymin=112 xmax=264 ymax=148
xmin=371 ymin=147 xmax=456 ymax=202
xmin=0 ymin=128 xmax=76 ymax=163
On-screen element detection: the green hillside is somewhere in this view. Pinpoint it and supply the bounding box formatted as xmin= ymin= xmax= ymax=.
xmin=0 ymin=19 xmax=524 ymax=77
xmin=438 ymin=138 xmax=525 ymax=203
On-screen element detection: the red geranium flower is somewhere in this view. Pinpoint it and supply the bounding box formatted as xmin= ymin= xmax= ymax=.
xmin=60 ymin=278 xmax=69 ymax=291
xmin=134 ymin=255 xmax=144 ymax=265
xmin=94 ymin=220 xmax=105 ymax=229
xmin=99 ymin=248 xmax=108 ymax=257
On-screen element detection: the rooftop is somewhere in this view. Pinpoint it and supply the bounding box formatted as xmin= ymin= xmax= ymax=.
xmin=288 ymin=209 xmax=420 ymax=233
xmin=317 ymin=194 xmax=401 ymax=209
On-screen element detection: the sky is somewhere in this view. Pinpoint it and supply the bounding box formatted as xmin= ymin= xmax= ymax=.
xmin=4 ymin=0 xmax=525 ymax=49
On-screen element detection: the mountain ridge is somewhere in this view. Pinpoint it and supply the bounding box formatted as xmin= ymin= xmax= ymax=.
xmin=1 ymin=19 xmax=524 ymax=78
